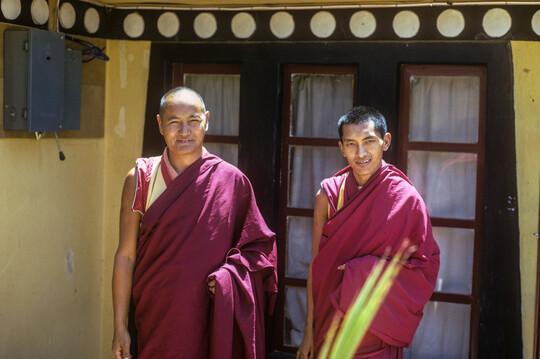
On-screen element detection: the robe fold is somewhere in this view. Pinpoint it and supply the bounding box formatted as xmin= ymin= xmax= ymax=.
xmin=312 ymin=162 xmax=440 ymax=358
xmin=132 ymin=152 xmax=277 ymax=358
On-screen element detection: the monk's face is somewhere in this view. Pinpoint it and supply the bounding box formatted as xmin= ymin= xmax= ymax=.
xmin=157 ymin=92 xmax=209 ymax=157
xmin=338 ymin=120 xmax=391 ymax=186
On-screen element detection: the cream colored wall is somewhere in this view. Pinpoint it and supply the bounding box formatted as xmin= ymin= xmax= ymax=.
xmin=0 ymin=22 xmax=149 ymax=358
xmin=100 ymin=40 xmax=150 ymax=359
xmin=0 ymin=26 xmax=105 ymax=357
xmin=512 ymin=41 xmax=540 ymax=359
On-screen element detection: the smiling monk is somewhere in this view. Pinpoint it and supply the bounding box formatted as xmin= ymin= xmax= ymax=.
xmin=112 ymin=87 xmax=277 ymax=359
xmin=297 ymin=106 xmax=440 ymax=359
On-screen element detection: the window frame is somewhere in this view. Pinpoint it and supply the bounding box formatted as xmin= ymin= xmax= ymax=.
xmin=277 ymin=64 xmax=358 ymax=352
xmin=398 ymin=64 xmax=487 ymax=359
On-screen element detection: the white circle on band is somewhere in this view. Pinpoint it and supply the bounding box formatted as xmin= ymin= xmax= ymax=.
xmin=84 ymin=8 xmax=100 ymax=34
xmin=270 ymin=11 xmax=294 ymax=39
xmin=59 ymin=2 xmax=76 ymax=29
xmin=533 ymin=10 xmax=540 ymax=36
xmin=437 ymin=9 xmax=465 ymax=38
xmin=1 ymin=0 xmax=21 ymax=20
xmin=31 ymin=0 xmax=49 ymax=25
xmin=158 ymin=12 xmax=180 ymax=38
xmin=310 ymin=11 xmax=336 ymax=38
xmin=349 ymin=11 xmax=376 ymax=38
xmin=231 ymin=12 xmax=256 ymax=39
xmin=393 ymin=10 xmax=420 ymax=38
xmin=482 ymin=8 xmax=511 ymax=38
xmin=194 ymin=12 xmax=217 ymax=39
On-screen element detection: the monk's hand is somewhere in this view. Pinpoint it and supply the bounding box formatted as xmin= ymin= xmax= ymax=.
xmin=297 ymin=330 xmax=313 ymax=359
xmin=337 ymin=263 xmax=346 ymax=271
xmin=208 ymin=278 xmax=216 ymax=295
xmin=112 ymin=327 xmax=131 ymax=359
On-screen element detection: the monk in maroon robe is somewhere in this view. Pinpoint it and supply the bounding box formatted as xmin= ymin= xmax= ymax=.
xmin=112 ymin=87 xmax=277 ymax=359
xmin=297 ymin=106 xmax=439 ymax=359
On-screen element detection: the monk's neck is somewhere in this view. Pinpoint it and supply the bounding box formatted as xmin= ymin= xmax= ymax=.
xmin=167 ymin=148 xmax=203 ymax=174
xmin=351 ymin=164 xmax=382 ymax=187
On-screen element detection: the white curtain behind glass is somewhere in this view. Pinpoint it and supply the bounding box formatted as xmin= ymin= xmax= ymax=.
xmin=409 ymin=76 xmax=479 ymax=143
xmin=407 ymin=151 xmax=477 ymax=219
xmin=289 ymin=146 xmax=346 ymax=209
xmin=285 ymin=74 xmax=352 ymax=345
xmin=184 ymin=74 xmax=240 ymax=165
xmin=291 ymin=74 xmax=354 ymax=138
xmin=184 ymin=74 xmax=240 ymax=136
xmin=286 ymin=217 xmax=312 ymax=279
xmin=404 ymin=302 xmax=470 ymax=359
xmin=405 ymin=75 xmax=479 ymax=358
xmin=433 ymin=227 xmax=474 ymax=295
xmin=284 ymin=286 xmax=307 ymax=347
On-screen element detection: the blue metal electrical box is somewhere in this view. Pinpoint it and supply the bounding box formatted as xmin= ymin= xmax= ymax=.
xmin=3 ymin=28 xmax=81 ymax=132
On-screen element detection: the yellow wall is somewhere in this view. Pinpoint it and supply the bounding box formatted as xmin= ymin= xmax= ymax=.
xmin=0 ymin=25 xmax=105 ymax=357
xmin=512 ymin=41 xmax=540 ymax=359
xmin=0 ymin=22 xmax=150 ymax=358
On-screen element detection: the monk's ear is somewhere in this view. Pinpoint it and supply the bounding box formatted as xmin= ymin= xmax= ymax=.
xmin=382 ymin=132 xmax=392 ymax=151
xmin=157 ymin=114 xmax=164 ymax=135
xmin=203 ymin=111 xmax=210 ymax=131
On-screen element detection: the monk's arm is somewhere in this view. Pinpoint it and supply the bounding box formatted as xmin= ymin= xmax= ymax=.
xmin=298 ymin=190 xmax=328 ymax=357
xmin=112 ymin=169 xmax=140 ymax=355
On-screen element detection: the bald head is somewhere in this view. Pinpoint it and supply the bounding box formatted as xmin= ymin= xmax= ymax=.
xmin=159 ymin=87 xmax=207 ymax=116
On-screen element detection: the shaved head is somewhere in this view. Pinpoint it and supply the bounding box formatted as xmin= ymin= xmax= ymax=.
xmin=159 ymin=87 xmax=207 ymax=116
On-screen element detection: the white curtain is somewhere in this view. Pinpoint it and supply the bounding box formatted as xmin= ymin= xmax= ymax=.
xmin=404 ymin=302 xmax=471 ymax=359
xmin=204 ymin=143 xmax=238 ymax=166
xmin=291 ymin=74 xmax=354 ymax=138
xmin=409 ymin=76 xmax=479 ymax=143
xmin=184 ymin=74 xmax=240 ymax=164
xmin=184 ymin=74 xmax=240 ymax=136
xmin=407 ymin=151 xmax=477 ymax=219
xmin=284 ymin=286 xmax=307 ymax=347
xmin=404 ymin=75 xmax=479 ymax=358
xmin=285 ymin=74 xmax=353 ymax=345
xmin=432 ymin=227 xmax=474 ymax=295
xmin=286 ymin=216 xmax=312 ymax=279
xmin=289 ymin=146 xmax=346 ymax=209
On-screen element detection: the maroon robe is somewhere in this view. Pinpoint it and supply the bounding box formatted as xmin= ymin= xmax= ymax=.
xmin=312 ymin=162 xmax=440 ymax=358
xmin=132 ymin=153 xmax=277 ymax=358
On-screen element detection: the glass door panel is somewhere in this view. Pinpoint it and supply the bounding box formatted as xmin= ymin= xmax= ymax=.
xmin=409 ymin=75 xmax=480 ymax=143
xmin=407 ymin=151 xmax=478 ymax=219
xmin=291 ymin=74 xmax=354 ymax=138
xmin=286 ymin=216 xmax=313 ymax=280
xmin=288 ymin=146 xmax=346 ymax=209
xmin=404 ymin=301 xmax=471 ymax=359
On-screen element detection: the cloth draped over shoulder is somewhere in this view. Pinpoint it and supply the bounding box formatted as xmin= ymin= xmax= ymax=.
xmin=131 ymin=152 xmax=277 ymax=359
xmin=312 ymin=162 xmax=440 ymax=358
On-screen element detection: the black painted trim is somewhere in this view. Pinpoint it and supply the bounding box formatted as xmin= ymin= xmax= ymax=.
xmin=0 ymin=1 xmax=537 ymax=42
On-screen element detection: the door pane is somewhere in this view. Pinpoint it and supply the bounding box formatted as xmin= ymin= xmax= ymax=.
xmin=284 ymin=286 xmax=307 ymax=347
xmin=407 ymin=151 xmax=477 ymax=219
xmin=404 ymin=301 xmax=470 ymax=359
xmin=433 ymin=227 xmax=474 ymax=295
xmin=288 ymin=146 xmax=346 ymax=208
xmin=286 ymin=216 xmax=312 ymax=279
xmin=409 ymin=75 xmax=480 ymax=143
xmin=184 ymin=74 xmax=240 ymax=136
xmin=205 ymin=143 xmax=238 ymax=166
xmin=291 ymin=74 xmax=354 ymax=138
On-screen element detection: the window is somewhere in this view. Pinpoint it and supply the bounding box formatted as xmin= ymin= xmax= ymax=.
xmin=278 ymin=65 xmax=357 ymax=351
xmin=172 ymin=64 xmax=241 ymax=165
xmin=399 ymin=65 xmax=486 ymax=359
